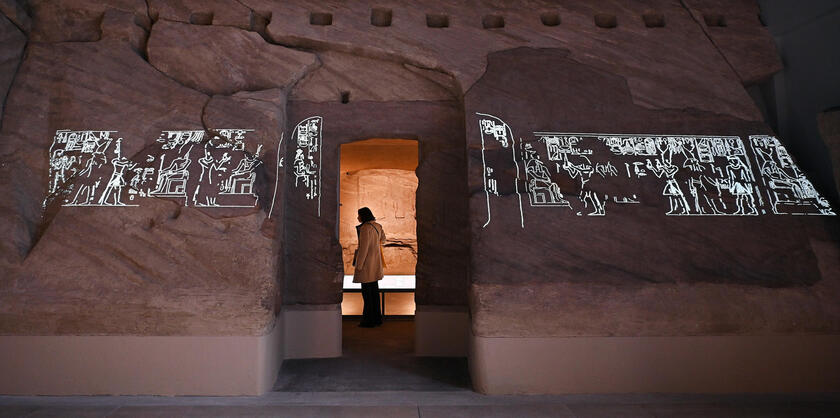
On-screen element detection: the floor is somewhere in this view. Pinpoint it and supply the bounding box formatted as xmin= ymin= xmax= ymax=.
xmin=274 ymin=319 xmax=470 ymax=391
xmin=2 ymin=318 xmax=839 ymax=416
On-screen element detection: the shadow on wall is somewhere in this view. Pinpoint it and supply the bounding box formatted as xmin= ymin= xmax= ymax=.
xmin=757 ymin=0 xmax=840 ymax=205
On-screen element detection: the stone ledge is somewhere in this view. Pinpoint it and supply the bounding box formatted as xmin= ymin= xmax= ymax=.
xmin=469 ymin=333 xmax=840 ymax=394
xmin=0 ymin=319 xmax=283 ymax=396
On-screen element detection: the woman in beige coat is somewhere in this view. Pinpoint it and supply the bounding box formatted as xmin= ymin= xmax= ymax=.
xmin=353 ymin=207 xmax=386 ymax=327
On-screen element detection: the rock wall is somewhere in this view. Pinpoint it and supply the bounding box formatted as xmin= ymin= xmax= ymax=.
xmin=466 ymin=47 xmax=839 ymax=337
xmin=0 ymin=0 xmax=836 ymax=339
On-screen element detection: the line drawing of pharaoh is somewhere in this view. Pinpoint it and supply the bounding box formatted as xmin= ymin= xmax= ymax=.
xmin=724 ymin=155 xmax=758 ymax=215
xmin=219 ymin=144 xmax=263 ymax=206
xmin=151 ymin=146 xmax=193 ymax=202
xmin=750 ymin=135 xmax=835 ymax=215
xmin=522 ymin=143 xmax=569 ymax=207
xmin=98 ymin=139 xmax=135 ymax=206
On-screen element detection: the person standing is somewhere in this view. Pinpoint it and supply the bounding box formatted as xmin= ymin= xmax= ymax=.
xmin=353 ymin=207 xmax=386 ymax=327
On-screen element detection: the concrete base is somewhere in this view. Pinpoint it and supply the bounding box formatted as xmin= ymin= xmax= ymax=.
xmin=469 ymin=333 xmax=840 ymax=394
xmin=0 ymin=319 xmax=283 ymax=396
xmin=283 ymin=304 xmax=342 ymax=359
xmin=415 ymin=305 xmax=469 ymax=357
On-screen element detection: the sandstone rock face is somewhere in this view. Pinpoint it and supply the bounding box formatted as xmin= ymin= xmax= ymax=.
xmin=27 ymin=0 xmax=146 ymax=42
xmin=148 ymin=0 xmax=255 ymax=31
xmin=147 ymin=19 xmax=317 ymax=95
xmin=0 ymin=35 xmax=281 ymax=335
xmin=0 ymin=0 xmax=836 ymax=342
xmin=0 ymin=0 xmax=31 ymax=34
xmin=291 ymin=51 xmax=455 ymax=102
xmin=246 ymin=0 xmax=773 ymax=120
xmin=683 ymin=0 xmax=783 ymax=85
xmin=0 ymin=11 xmax=25 ymax=128
xmin=466 ymin=47 xmax=839 ymax=337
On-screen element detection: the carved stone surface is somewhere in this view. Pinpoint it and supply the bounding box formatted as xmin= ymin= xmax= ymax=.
xmin=290 ymin=51 xmax=455 ymax=102
xmin=148 ymin=0 xmax=255 ymax=30
xmin=0 ymin=35 xmax=283 ymax=335
xmin=246 ymin=0 xmax=775 ymax=120
xmin=147 ymin=19 xmax=317 ymax=95
xmin=0 ymin=0 xmax=835 ymax=340
xmin=683 ymin=0 xmax=783 ymax=85
xmin=27 ymin=0 xmax=146 ymax=42
xmin=466 ymin=47 xmax=839 ymax=337
xmin=0 ymin=10 xmax=25 ymax=127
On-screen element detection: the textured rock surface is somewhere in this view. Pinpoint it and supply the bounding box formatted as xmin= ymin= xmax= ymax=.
xmin=466 ymin=47 xmax=839 ymax=336
xmin=0 ymin=0 xmax=835 ymax=340
xmin=147 ymin=19 xmax=317 ymax=95
xmin=0 ymin=11 xmax=25 ymax=128
xmin=0 ymin=0 xmax=30 ymax=34
xmin=291 ymin=51 xmax=455 ymax=102
xmin=683 ymin=0 xmax=783 ymax=85
xmin=246 ymin=0 xmax=774 ymax=120
xmin=818 ymin=110 xmax=840 ymax=201
xmin=148 ymin=0 xmax=255 ymax=30
xmin=27 ymin=0 xmax=146 ymax=42
xmin=0 ymin=35 xmax=281 ymax=334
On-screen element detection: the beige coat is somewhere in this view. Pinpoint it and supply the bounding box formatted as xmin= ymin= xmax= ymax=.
xmin=352 ymin=221 xmax=386 ymax=283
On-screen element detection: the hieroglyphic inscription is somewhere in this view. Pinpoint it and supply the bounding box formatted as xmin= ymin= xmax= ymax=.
xmin=44 ymin=129 xmax=266 ymax=209
xmin=291 ymin=116 xmax=323 ymax=217
xmin=476 ymin=113 xmax=836 ymax=227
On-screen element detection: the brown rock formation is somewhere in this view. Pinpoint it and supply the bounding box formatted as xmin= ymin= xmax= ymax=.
xmin=0 ymin=0 xmax=835 ymax=342
xmin=0 ymin=10 xmax=25 ymax=127
xmin=147 ymin=19 xmax=317 ymax=95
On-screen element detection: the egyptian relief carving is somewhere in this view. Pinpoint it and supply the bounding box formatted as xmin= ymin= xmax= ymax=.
xmin=477 ymin=114 xmax=836 ymax=227
xmin=291 ymin=116 xmax=323 ymax=216
xmin=44 ymin=129 xmax=265 ymax=209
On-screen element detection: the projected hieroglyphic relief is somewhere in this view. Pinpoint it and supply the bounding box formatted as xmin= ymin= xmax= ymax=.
xmin=44 ymin=129 xmax=265 ymax=209
xmin=291 ymin=116 xmax=323 ymax=217
xmin=477 ymin=113 xmax=835 ymax=227
xmin=750 ymin=135 xmax=835 ymax=215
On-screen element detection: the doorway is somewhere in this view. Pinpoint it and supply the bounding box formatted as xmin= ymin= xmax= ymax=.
xmin=338 ymin=138 xmax=418 ymax=318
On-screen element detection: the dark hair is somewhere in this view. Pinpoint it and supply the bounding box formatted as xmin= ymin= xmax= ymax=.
xmin=358 ymin=207 xmax=375 ymax=223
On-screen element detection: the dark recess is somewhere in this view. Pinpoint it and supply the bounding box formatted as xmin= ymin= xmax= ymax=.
xmin=540 ymin=12 xmax=561 ymax=27
xmin=341 ymin=91 xmax=350 ymax=104
xmin=310 ymin=12 xmax=333 ymax=26
xmin=642 ymin=11 xmax=665 ymax=28
xmin=594 ymin=13 xmax=617 ymax=28
xmin=371 ymin=8 xmax=392 ymax=27
xmin=703 ymin=14 xmax=727 ymax=27
xmin=482 ymin=15 xmax=504 ymax=29
xmin=426 ymin=14 xmax=449 ymax=28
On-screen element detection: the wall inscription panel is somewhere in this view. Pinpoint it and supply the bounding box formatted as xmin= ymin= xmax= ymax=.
xmin=477 ymin=114 xmax=835 ymax=228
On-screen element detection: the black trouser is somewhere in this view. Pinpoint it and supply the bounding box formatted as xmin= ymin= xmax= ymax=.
xmin=360 ymin=281 xmax=382 ymax=325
